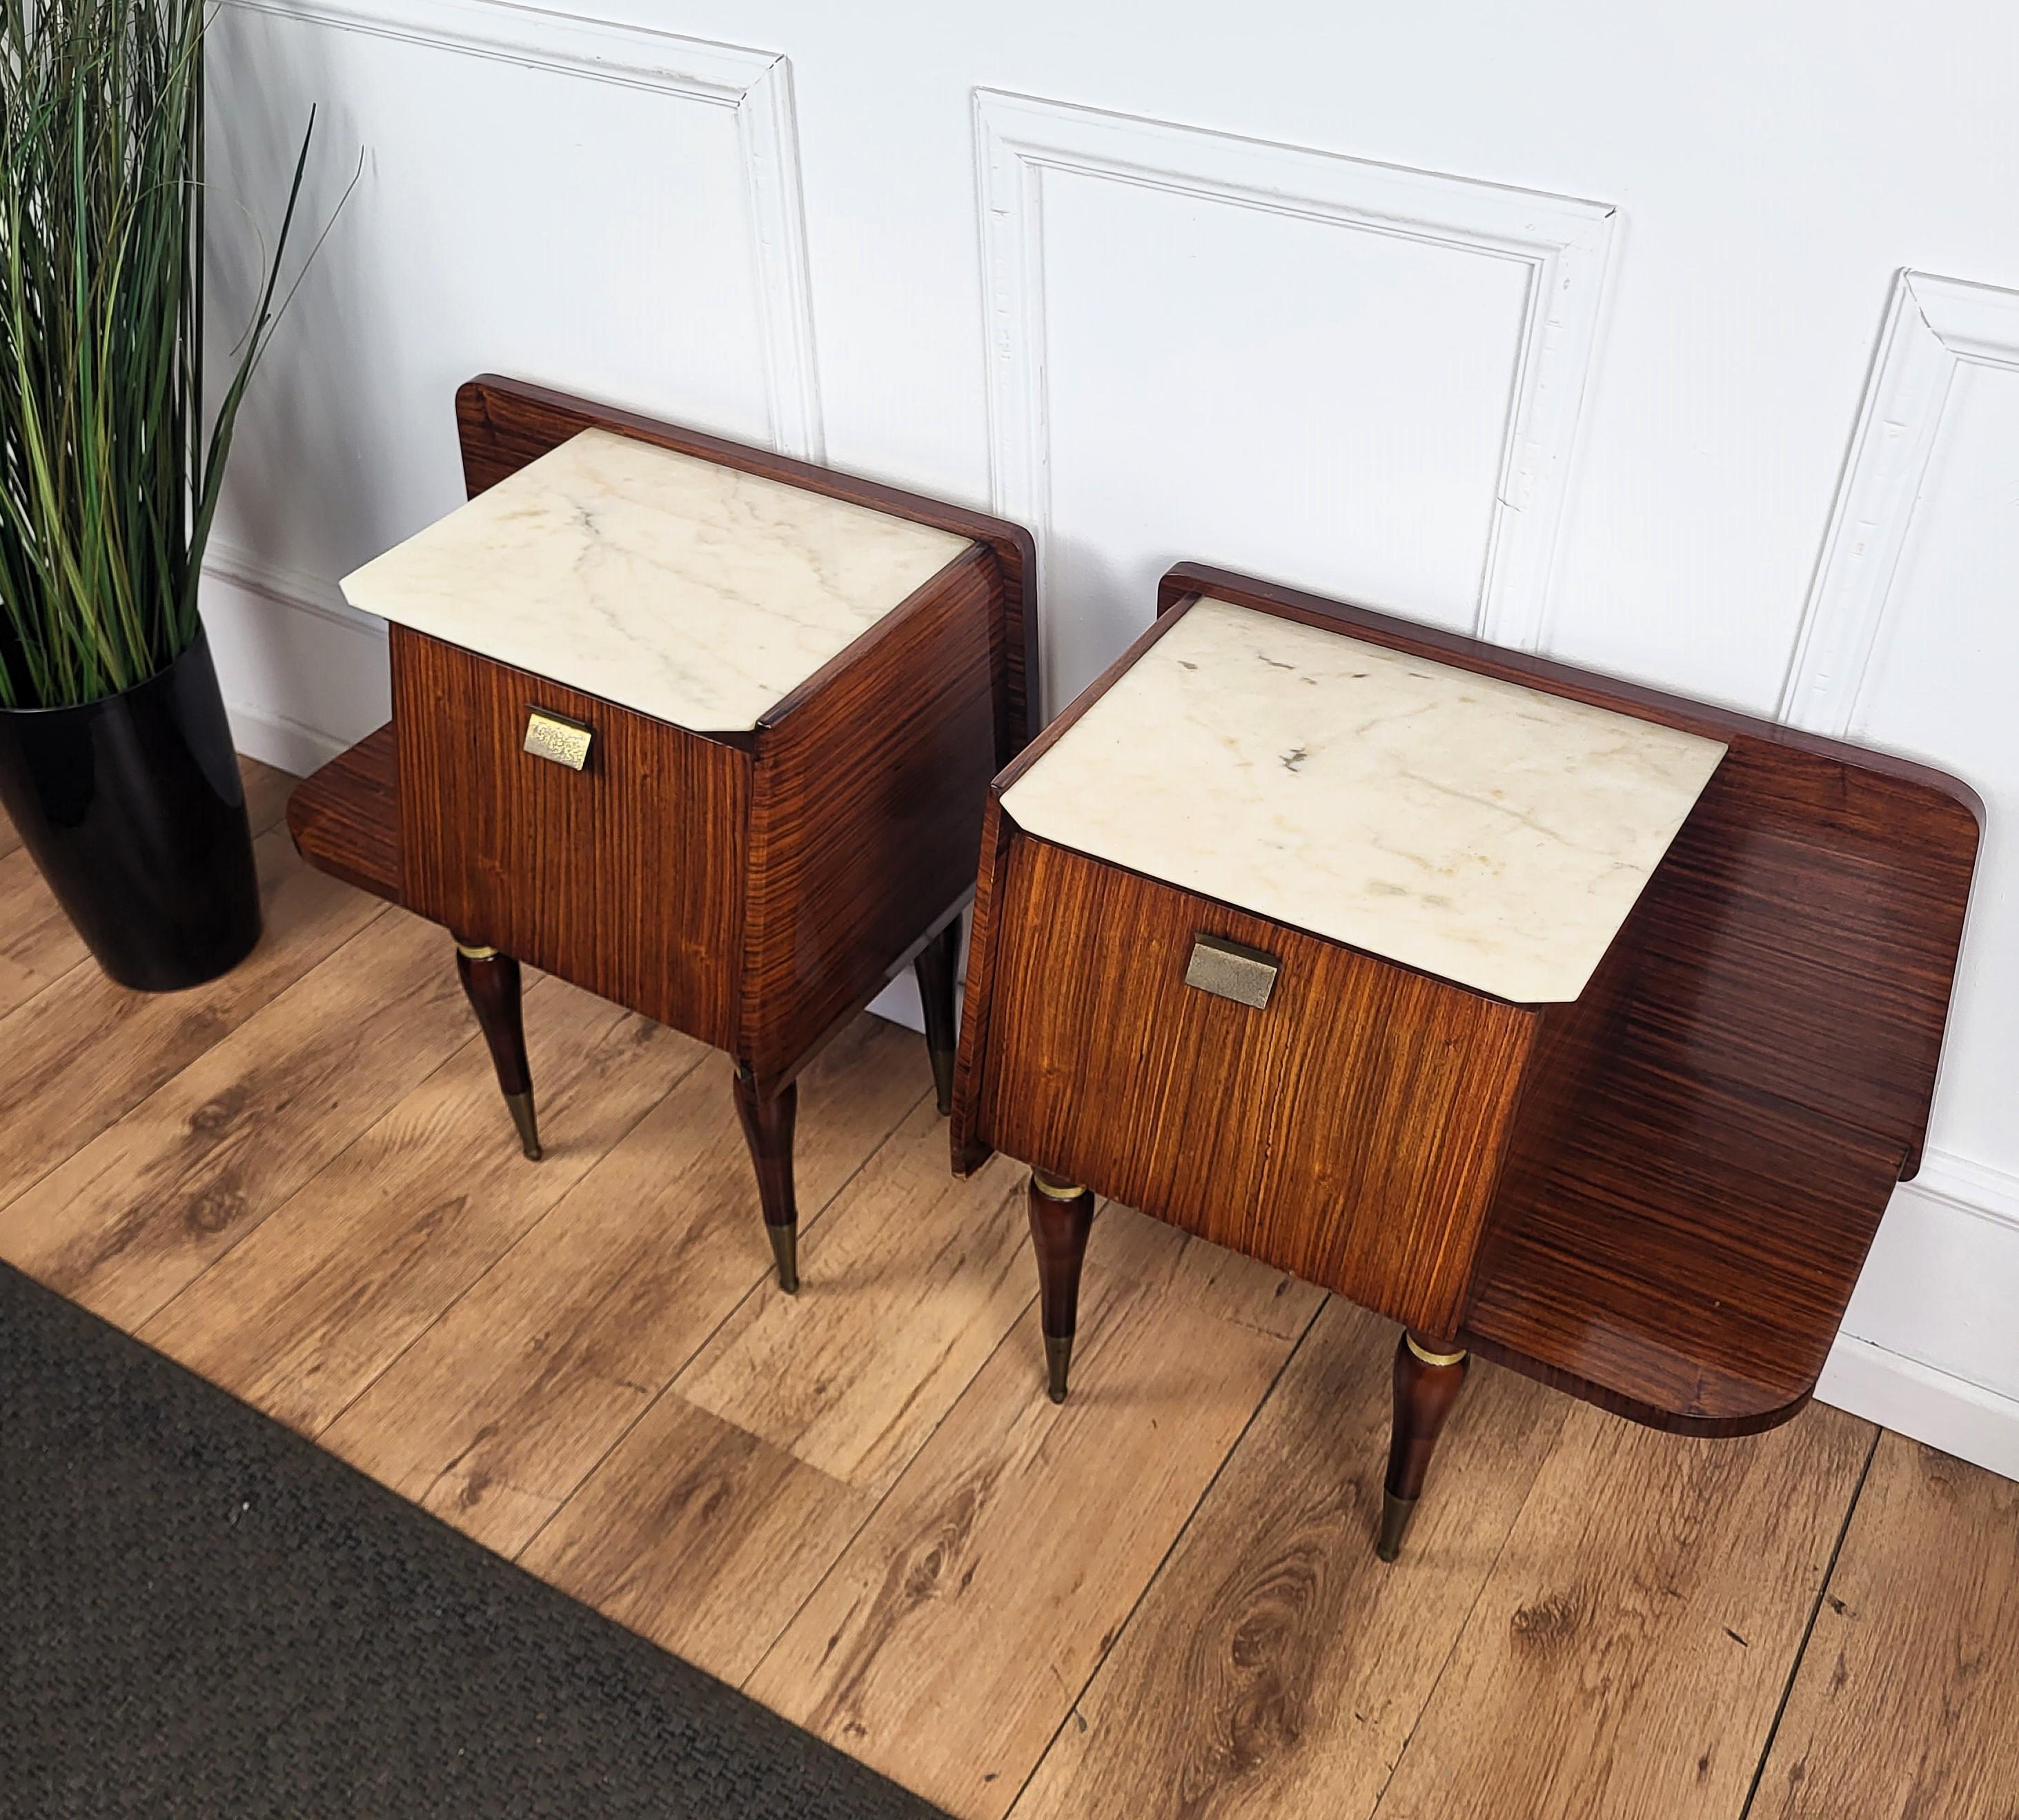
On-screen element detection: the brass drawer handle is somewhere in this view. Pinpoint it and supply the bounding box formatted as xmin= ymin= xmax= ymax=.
xmin=524 ymin=706 xmax=593 ymax=770
xmin=1185 ymin=933 xmax=1280 ymax=1009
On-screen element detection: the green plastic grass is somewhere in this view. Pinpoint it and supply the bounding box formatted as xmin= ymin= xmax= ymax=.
xmin=0 ymin=0 xmax=313 ymax=708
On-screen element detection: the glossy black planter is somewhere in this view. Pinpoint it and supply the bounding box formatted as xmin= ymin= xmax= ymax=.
xmin=0 ymin=626 xmax=261 ymax=990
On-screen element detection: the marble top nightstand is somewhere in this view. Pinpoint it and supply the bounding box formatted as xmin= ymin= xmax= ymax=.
xmin=999 ymin=594 xmax=1725 ymax=1004
xmin=288 ymin=375 xmax=1035 ymax=1294
xmin=953 ymin=562 xmax=1978 ymax=1563
xmin=342 ymin=425 xmax=975 ymax=733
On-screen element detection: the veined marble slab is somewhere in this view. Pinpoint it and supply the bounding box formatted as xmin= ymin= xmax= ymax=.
xmin=341 ymin=427 xmax=976 ymax=733
xmin=1001 ymin=597 xmax=1726 ymax=1003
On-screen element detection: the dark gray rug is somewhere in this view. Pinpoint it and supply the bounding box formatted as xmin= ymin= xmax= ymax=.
xmin=0 ymin=1261 xmax=946 ymax=1819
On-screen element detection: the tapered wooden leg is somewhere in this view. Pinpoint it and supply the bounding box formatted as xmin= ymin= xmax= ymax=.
xmin=453 ymin=940 xmax=541 ymax=1160
xmin=733 ymin=1067 xmax=800 ymax=1294
xmin=1027 ymin=1170 xmax=1095 ymax=1404
xmin=1377 ymin=1331 xmax=1469 ymax=1561
xmin=913 ymin=918 xmax=961 ymax=1117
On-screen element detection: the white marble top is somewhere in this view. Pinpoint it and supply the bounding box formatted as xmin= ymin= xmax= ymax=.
xmin=341 ymin=427 xmax=976 ymax=732
xmin=1000 ymin=597 xmax=1726 ymax=1003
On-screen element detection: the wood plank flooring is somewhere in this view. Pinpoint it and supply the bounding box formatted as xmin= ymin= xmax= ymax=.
xmin=4 ymin=760 xmax=2015 ymax=1819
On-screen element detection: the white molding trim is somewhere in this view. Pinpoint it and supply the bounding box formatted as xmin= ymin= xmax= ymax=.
xmin=221 ymin=0 xmax=824 ymax=462
xmin=201 ymin=544 xmax=391 ymax=774
xmin=1818 ymin=1335 xmax=2019 ymax=1483
xmin=206 ymin=540 xmax=386 ymax=642
xmin=1780 ymin=269 xmax=2019 ymax=737
xmin=972 ymin=88 xmax=1617 ymax=709
xmin=223 ymin=699 xmax=355 ymax=778
xmin=1912 ymin=1144 xmax=2019 ymax=1235
xmin=733 ymin=50 xmax=825 ymax=465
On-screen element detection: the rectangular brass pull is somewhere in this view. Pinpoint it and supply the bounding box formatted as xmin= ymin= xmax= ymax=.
xmin=1185 ymin=933 xmax=1280 ymax=1009
xmin=523 ymin=706 xmax=593 ymax=771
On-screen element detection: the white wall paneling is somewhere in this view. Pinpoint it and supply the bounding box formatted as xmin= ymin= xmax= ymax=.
xmin=1780 ymin=272 xmax=2019 ymax=738
xmin=217 ymin=0 xmax=822 ymax=457
xmin=1782 ymin=269 xmax=2019 ymax=1473
xmin=201 ymin=0 xmax=820 ymax=768
xmin=974 ymin=89 xmax=1616 ymax=711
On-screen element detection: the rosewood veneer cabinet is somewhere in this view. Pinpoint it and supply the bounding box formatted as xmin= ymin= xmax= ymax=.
xmin=287 ymin=376 xmax=1032 ymax=1292
xmin=952 ymin=563 xmax=1980 ymax=1561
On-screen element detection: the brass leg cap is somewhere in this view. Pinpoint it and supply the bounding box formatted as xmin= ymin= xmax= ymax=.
xmin=504 ymin=1090 xmax=542 ymax=1162
xmin=767 ymin=1222 xmax=800 ymax=1296
xmin=1044 ymin=1332 xmax=1074 ymax=1405
xmin=1376 ymin=1491 xmax=1416 ymax=1563
xmin=927 ymin=1045 xmax=956 ymax=1119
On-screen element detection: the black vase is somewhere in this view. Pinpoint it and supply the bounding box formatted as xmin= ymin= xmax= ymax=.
xmin=0 ymin=626 xmax=262 ymax=991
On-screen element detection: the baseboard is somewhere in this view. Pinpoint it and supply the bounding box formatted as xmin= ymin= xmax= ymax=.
xmin=1817 ymin=1334 xmax=2019 ymax=1481
xmin=1818 ymin=1147 xmax=2019 ymax=1481
xmin=222 ymin=699 xmax=346 ymax=779
xmin=201 ymin=547 xmax=391 ymax=784
xmin=205 ymin=538 xmax=383 ymax=637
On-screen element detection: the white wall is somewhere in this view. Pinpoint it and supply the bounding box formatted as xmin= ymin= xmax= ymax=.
xmin=201 ymin=0 xmax=2019 ymax=1477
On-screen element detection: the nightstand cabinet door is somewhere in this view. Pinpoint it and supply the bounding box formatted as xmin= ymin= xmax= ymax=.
xmin=392 ymin=629 xmax=747 ymax=1047
xmin=977 ymin=833 xmax=1539 ymax=1337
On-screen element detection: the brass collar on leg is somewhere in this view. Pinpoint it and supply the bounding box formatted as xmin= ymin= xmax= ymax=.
xmin=1030 ymin=1171 xmax=1087 ymax=1203
xmin=1405 ymin=1336 xmax=1467 ymax=1369
xmin=455 ymin=941 xmax=500 ymax=960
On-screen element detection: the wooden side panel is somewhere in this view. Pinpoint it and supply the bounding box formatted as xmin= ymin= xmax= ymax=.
xmin=978 ymin=833 xmax=1537 ymax=1337
xmin=1464 ymin=869 xmax=1656 ymax=1308
xmin=1464 ymin=751 xmax=1976 ymax=1432
xmin=1463 ymin=1056 xmax=1904 ymax=1432
xmin=391 ymin=629 xmax=747 ymax=1047
xmin=740 ymin=545 xmax=1000 ymax=1087
xmin=285 ymin=723 xmax=403 ymax=904
xmin=949 ymin=793 xmax=1014 ymax=1174
xmin=1628 ymin=742 xmax=1977 ymax=1172
xmin=951 ymin=602 xmax=1207 ymax=1176
xmin=455 ymin=373 xmax=1036 ymax=766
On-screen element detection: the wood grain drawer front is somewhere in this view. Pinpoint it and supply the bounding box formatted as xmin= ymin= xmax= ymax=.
xmin=391 ymin=630 xmax=747 ymax=1047
xmin=981 ymin=835 xmax=1537 ymax=1336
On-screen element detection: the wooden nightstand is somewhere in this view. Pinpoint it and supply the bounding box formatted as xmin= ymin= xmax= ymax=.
xmin=288 ymin=376 xmax=1032 ymax=1292
xmin=953 ymin=564 xmax=1980 ymax=1560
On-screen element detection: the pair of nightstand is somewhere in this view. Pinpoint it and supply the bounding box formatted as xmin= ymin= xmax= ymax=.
xmin=290 ymin=378 xmax=1980 ymax=1563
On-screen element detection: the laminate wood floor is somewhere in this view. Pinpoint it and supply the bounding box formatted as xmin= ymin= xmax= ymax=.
xmin=6 ymin=760 xmax=2016 ymax=1819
